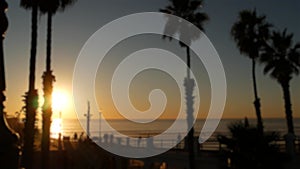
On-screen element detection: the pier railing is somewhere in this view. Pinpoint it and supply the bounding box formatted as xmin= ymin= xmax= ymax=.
xmin=58 ymin=131 xmax=300 ymax=153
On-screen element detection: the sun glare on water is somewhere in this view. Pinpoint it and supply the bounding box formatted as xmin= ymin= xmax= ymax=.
xmin=51 ymin=118 xmax=62 ymax=139
xmin=50 ymin=89 xmax=69 ymax=138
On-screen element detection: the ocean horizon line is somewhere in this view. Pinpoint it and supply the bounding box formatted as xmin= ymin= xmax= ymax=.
xmin=61 ymin=117 xmax=300 ymax=121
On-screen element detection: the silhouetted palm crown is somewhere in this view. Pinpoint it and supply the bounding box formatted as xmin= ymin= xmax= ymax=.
xmin=20 ymin=0 xmax=37 ymax=9
xmin=261 ymin=29 xmax=300 ymax=83
xmin=231 ymin=10 xmax=271 ymax=58
xmin=39 ymin=0 xmax=76 ymax=14
xmin=160 ymin=0 xmax=208 ymax=46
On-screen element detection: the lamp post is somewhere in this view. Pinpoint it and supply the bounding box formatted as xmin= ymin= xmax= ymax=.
xmin=84 ymin=101 xmax=92 ymax=139
xmin=99 ymin=111 xmax=102 ymax=143
xmin=0 ymin=1 xmax=20 ymax=168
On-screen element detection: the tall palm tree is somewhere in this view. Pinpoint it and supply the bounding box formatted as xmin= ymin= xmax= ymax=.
xmin=39 ymin=0 xmax=76 ymax=168
xmin=160 ymin=1 xmax=208 ymax=169
xmin=231 ymin=9 xmax=272 ymax=134
xmin=260 ymin=29 xmax=300 ymax=135
xmin=1 ymin=1 xmax=21 ymax=168
xmin=20 ymin=0 xmax=39 ymax=168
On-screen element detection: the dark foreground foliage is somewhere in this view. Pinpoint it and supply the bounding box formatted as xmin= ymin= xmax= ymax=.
xmin=218 ymin=121 xmax=287 ymax=169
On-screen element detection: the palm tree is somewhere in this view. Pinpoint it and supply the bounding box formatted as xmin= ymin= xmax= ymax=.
xmin=160 ymin=1 xmax=208 ymax=169
xmin=260 ymin=29 xmax=300 ymax=135
xmin=39 ymin=0 xmax=76 ymax=168
xmin=231 ymin=9 xmax=272 ymax=134
xmin=0 ymin=1 xmax=21 ymax=168
xmin=20 ymin=0 xmax=39 ymax=168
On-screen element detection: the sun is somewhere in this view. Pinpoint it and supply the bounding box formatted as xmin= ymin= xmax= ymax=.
xmin=52 ymin=89 xmax=69 ymax=113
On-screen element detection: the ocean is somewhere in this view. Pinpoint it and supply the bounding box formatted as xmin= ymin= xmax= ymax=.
xmin=59 ymin=118 xmax=300 ymax=138
xmin=51 ymin=118 xmax=299 ymax=149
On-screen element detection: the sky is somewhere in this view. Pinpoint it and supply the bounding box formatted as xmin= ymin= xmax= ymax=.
xmin=3 ymin=0 xmax=300 ymax=121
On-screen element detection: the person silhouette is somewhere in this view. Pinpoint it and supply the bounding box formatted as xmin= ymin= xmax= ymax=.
xmin=137 ymin=136 xmax=142 ymax=147
xmin=73 ymin=132 xmax=78 ymax=140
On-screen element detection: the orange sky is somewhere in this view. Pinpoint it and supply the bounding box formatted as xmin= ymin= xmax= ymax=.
xmin=3 ymin=0 xmax=300 ymax=121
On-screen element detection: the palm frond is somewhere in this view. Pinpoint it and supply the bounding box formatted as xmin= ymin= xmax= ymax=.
xmin=39 ymin=0 xmax=77 ymax=14
xmin=189 ymin=0 xmax=202 ymax=11
xmin=160 ymin=0 xmax=208 ymax=45
xmin=39 ymin=0 xmax=60 ymax=14
xmin=231 ymin=9 xmax=272 ymax=59
xmin=261 ymin=28 xmax=300 ymax=83
xmin=59 ymin=0 xmax=77 ymax=12
xmin=20 ymin=0 xmax=36 ymax=9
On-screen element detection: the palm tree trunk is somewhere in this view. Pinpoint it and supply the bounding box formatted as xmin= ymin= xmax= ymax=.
xmin=187 ymin=45 xmax=191 ymax=78
xmin=1 ymin=8 xmax=21 ymax=166
xmin=46 ymin=12 xmax=52 ymax=72
xmin=41 ymin=11 xmax=55 ymax=169
xmin=23 ymin=3 xmax=38 ymax=169
xmin=28 ymin=5 xmax=38 ymax=92
xmin=185 ymin=46 xmax=195 ymax=169
xmin=0 ymin=10 xmax=6 ymax=121
xmin=251 ymin=58 xmax=264 ymax=133
xmin=0 ymin=36 xmax=5 ymax=93
xmin=281 ymin=82 xmax=295 ymax=134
